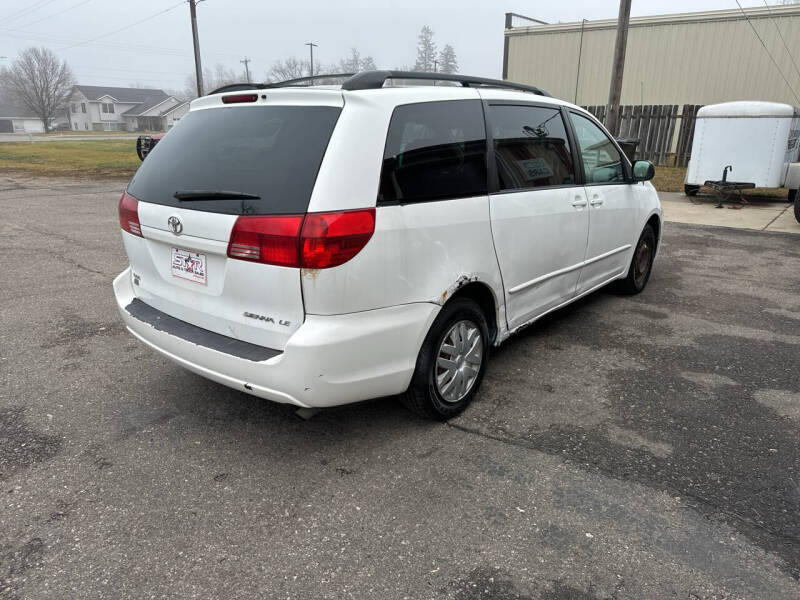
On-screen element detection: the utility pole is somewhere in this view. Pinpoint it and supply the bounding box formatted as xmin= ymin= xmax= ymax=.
xmin=574 ymin=19 xmax=587 ymax=104
xmin=188 ymin=0 xmax=204 ymax=97
xmin=240 ymin=57 xmax=252 ymax=83
xmin=306 ymin=42 xmax=318 ymax=78
xmin=605 ymin=0 xmax=632 ymax=136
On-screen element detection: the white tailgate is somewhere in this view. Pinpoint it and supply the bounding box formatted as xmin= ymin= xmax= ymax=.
xmin=126 ymin=202 xmax=304 ymax=351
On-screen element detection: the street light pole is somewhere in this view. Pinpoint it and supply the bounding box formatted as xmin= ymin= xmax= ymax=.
xmin=188 ymin=0 xmax=204 ymax=96
xmin=306 ymin=42 xmax=318 ymax=78
xmin=605 ymin=0 xmax=632 ymax=136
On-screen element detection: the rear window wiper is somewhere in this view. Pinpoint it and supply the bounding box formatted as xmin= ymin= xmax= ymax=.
xmin=173 ymin=190 xmax=261 ymax=201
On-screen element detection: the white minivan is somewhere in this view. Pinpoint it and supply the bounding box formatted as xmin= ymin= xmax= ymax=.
xmin=113 ymin=71 xmax=662 ymax=420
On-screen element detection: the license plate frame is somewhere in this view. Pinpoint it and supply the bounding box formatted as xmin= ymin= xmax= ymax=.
xmin=170 ymin=247 xmax=207 ymax=285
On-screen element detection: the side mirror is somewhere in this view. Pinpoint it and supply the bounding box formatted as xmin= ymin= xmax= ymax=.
xmin=633 ymin=160 xmax=655 ymax=182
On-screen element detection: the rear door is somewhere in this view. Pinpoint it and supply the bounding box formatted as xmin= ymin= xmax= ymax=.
xmin=567 ymin=111 xmax=638 ymax=294
xmin=486 ymin=102 xmax=589 ymax=330
xmin=123 ymin=93 xmax=343 ymax=350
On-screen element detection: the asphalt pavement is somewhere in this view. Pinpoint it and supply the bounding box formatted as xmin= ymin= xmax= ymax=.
xmin=1 ymin=176 xmax=799 ymax=599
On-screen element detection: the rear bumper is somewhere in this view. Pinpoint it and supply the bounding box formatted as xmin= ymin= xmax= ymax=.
xmin=113 ymin=268 xmax=439 ymax=408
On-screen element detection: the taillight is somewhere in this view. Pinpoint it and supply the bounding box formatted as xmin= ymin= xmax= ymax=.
xmin=118 ymin=191 xmax=142 ymax=237
xmin=222 ymin=93 xmax=259 ymax=104
xmin=227 ymin=215 xmax=304 ymax=267
xmin=300 ymin=209 xmax=376 ymax=269
xmin=226 ymin=209 xmax=376 ymax=269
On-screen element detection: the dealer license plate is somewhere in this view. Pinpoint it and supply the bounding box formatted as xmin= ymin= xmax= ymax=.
xmin=171 ymin=247 xmax=207 ymax=285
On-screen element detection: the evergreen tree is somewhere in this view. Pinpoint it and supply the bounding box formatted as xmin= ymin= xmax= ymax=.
xmin=437 ymin=44 xmax=458 ymax=74
xmin=414 ymin=26 xmax=437 ymax=72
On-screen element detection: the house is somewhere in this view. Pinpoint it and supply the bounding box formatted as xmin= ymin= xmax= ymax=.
xmin=68 ymin=85 xmax=189 ymax=132
xmin=0 ymin=103 xmax=45 ymax=134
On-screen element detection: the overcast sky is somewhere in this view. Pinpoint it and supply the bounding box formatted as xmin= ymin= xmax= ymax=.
xmin=0 ymin=1 xmax=785 ymax=93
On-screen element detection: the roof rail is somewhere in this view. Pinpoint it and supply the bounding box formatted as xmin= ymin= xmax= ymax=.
xmin=208 ymin=74 xmax=356 ymax=96
xmin=262 ymin=73 xmax=355 ymax=88
xmin=341 ymin=70 xmax=550 ymax=96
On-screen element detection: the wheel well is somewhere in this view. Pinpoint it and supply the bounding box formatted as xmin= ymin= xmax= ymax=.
xmin=646 ymin=214 xmax=661 ymax=251
xmin=448 ymin=282 xmax=498 ymax=344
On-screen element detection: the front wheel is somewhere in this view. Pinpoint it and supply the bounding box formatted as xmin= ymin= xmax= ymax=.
xmin=795 ymin=194 xmax=800 ymax=223
xmin=789 ymin=188 xmax=797 ymax=204
xmin=401 ymin=298 xmax=490 ymax=420
xmin=614 ymin=224 xmax=656 ymax=295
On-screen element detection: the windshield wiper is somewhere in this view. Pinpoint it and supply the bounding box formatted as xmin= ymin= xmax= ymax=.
xmin=174 ymin=190 xmax=261 ymax=201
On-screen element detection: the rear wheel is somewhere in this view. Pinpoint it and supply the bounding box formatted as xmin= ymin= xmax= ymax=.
xmin=685 ymin=184 xmax=700 ymax=197
xmin=615 ymin=224 xmax=656 ymax=295
xmin=401 ymin=298 xmax=489 ymax=420
xmin=795 ymin=194 xmax=800 ymax=223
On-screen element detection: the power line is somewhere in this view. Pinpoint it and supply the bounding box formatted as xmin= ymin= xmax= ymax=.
xmin=762 ymin=0 xmax=800 ymax=84
xmin=2 ymin=0 xmax=60 ymax=25
xmin=0 ymin=27 xmax=195 ymax=58
xmin=58 ymin=0 xmax=186 ymax=51
xmin=735 ymin=0 xmax=800 ymax=104
xmin=17 ymin=0 xmax=93 ymax=28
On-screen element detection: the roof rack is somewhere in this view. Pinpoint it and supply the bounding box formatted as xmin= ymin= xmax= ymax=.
xmin=208 ymin=71 xmax=550 ymax=98
xmin=340 ymin=70 xmax=550 ymax=96
xmin=208 ymin=73 xmax=356 ymax=95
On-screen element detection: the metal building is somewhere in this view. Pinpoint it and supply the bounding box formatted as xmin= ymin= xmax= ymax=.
xmin=503 ymin=5 xmax=800 ymax=107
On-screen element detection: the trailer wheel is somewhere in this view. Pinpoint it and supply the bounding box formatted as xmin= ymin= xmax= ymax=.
xmin=684 ymin=184 xmax=700 ymax=197
xmin=788 ymin=189 xmax=797 ymax=204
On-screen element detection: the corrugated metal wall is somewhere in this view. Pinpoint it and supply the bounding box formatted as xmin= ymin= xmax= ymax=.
xmin=506 ymin=6 xmax=800 ymax=107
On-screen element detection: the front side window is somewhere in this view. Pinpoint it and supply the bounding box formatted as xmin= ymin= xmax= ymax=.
xmin=569 ymin=112 xmax=626 ymax=184
xmin=379 ymin=99 xmax=487 ymax=203
xmin=489 ymin=105 xmax=575 ymax=191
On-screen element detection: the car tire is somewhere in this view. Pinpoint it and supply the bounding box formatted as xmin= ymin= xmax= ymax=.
xmin=789 ymin=188 xmax=797 ymax=204
xmin=685 ymin=184 xmax=700 ymax=196
xmin=401 ymin=298 xmax=490 ymax=421
xmin=614 ymin=224 xmax=656 ymax=295
xmin=795 ymin=194 xmax=800 ymax=223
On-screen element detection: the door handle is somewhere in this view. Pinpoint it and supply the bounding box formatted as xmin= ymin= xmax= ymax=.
xmin=590 ymin=196 xmax=604 ymax=207
xmin=572 ymin=198 xmax=588 ymax=208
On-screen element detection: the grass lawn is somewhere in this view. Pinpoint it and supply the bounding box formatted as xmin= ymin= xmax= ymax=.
xmin=0 ymin=139 xmax=139 ymax=178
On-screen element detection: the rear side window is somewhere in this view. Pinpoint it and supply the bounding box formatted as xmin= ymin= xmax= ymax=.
xmin=489 ymin=105 xmax=575 ymax=191
xmin=128 ymin=105 xmax=341 ymax=215
xmin=379 ymin=100 xmax=487 ymax=203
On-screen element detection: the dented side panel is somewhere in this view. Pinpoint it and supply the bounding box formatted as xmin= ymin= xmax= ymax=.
xmin=301 ymin=195 xmax=505 ymax=326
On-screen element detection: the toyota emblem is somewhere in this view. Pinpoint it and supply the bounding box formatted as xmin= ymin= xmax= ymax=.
xmin=168 ymin=216 xmax=183 ymax=235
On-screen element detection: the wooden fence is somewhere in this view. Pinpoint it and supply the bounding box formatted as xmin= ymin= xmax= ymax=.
xmin=582 ymin=104 xmax=704 ymax=167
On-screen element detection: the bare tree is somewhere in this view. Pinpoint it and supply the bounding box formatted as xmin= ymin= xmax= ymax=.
xmin=414 ymin=26 xmax=437 ymax=72
xmin=266 ymin=57 xmax=309 ymax=82
xmin=184 ymin=63 xmax=240 ymax=98
xmin=0 ymin=47 xmax=74 ymax=132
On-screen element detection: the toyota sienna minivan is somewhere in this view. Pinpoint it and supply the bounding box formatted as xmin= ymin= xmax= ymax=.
xmin=114 ymin=71 xmax=662 ymax=420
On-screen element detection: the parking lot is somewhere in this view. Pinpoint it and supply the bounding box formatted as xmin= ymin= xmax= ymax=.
xmin=1 ymin=175 xmax=799 ymax=599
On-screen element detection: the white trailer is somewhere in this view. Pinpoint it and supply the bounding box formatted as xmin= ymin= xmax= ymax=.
xmin=685 ymin=101 xmax=800 ymax=202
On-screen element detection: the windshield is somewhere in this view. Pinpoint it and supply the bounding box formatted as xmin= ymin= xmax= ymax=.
xmin=128 ymin=105 xmax=342 ymax=215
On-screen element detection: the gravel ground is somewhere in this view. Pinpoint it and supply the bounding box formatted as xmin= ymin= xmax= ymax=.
xmin=1 ymin=176 xmax=799 ymax=599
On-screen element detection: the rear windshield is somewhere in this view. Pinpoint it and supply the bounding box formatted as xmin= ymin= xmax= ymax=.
xmin=128 ymin=105 xmax=341 ymax=215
